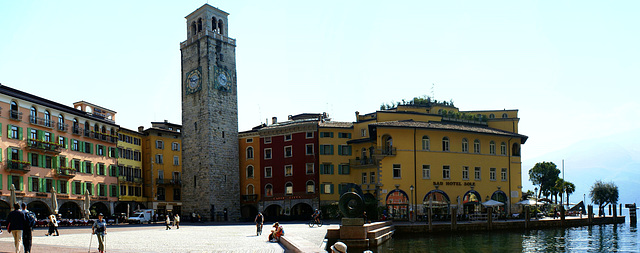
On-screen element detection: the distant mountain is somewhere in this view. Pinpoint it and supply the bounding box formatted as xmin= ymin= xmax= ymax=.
xmin=522 ymin=129 xmax=640 ymax=216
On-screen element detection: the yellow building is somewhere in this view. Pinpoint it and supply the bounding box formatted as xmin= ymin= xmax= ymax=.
xmin=239 ymin=128 xmax=260 ymax=220
xmin=141 ymin=121 xmax=182 ymax=217
xmin=318 ymin=101 xmax=526 ymax=220
xmin=115 ymin=127 xmax=145 ymax=214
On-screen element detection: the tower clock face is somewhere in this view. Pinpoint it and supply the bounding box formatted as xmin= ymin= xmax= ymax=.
xmin=214 ymin=67 xmax=233 ymax=92
xmin=185 ymin=68 xmax=202 ymax=94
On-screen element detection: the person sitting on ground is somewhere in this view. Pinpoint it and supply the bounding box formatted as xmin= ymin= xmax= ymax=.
xmin=331 ymin=241 xmax=347 ymax=253
xmin=268 ymin=222 xmax=284 ymax=242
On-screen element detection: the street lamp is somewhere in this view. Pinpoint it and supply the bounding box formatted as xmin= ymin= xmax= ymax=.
xmin=410 ymin=185 xmax=414 ymax=223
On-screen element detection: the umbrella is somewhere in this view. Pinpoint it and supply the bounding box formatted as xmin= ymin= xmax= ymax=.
xmin=516 ymin=199 xmax=544 ymax=206
xmin=51 ymin=186 xmax=59 ymax=214
xmin=84 ymin=189 xmax=91 ymax=220
xmin=482 ymin=199 xmax=505 ymax=207
xmin=10 ymin=184 xmax=17 ymax=206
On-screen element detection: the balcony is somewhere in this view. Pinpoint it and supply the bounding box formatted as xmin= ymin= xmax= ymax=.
xmin=156 ymin=178 xmax=181 ymax=185
xmin=29 ymin=115 xmax=55 ymax=128
xmin=349 ymin=158 xmax=378 ymax=168
xmin=72 ymin=126 xmax=83 ymax=135
xmin=6 ymin=160 xmax=31 ymax=173
xmin=55 ymin=167 xmax=77 ymax=178
xmin=241 ymin=194 xmax=258 ymax=203
xmin=373 ymin=146 xmax=397 ymax=157
xmin=26 ymin=139 xmax=61 ymax=153
xmin=9 ymin=110 xmax=22 ymax=121
xmin=118 ymin=176 xmax=143 ymax=184
xmin=57 ymin=123 xmax=68 ymax=132
xmin=262 ymin=191 xmax=317 ymax=201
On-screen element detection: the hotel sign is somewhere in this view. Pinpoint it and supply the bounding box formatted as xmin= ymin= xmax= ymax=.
xmin=433 ymin=181 xmax=475 ymax=187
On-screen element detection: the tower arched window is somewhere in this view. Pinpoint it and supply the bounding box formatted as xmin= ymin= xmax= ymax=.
xmin=217 ymin=20 xmax=224 ymax=35
xmin=512 ymin=143 xmax=521 ymax=156
xmin=246 ymin=147 xmax=254 ymax=159
xmin=197 ymin=18 xmax=202 ymax=32
xmin=500 ymin=142 xmax=507 ymax=155
xmin=84 ymin=121 xmax=90 ymax=136
xmin=502 ymin=113 xmax=508 ymax=118
xmin=246 ymin=165 xmax=254 ymax=178
xmin=265 ymin=184 xmax=273 ymax=197
xmin=211 ymin=17 xmax=217 ymax=31
xmin=422 ymin=136 xmax=430 ymax=151
xmin=44 ymin=110 xmax=51 ymax=127
xmin=462 ymin=138 xmax=469 ymax=153
xmin=10 ymin=101 xmax=19 ymax=119
xmin=490 ymin=141 xmax=496 ymax=154
xmin=473 ymin=139 xmax=480 ymax=154
xmin=73 ymin=119 xmax=79 ymax=133
xmin=442 ymin=137 xmax=450 ymax=152
xmin=191 ymin=21 xmax=197 ymax=35
xmin=58 ymin=114 xmax=65 ymax=130
xmin=285 ymin=182 xmax=293 ymax=195
xmin=30 ymin=106 xmax=37 ymax=124
xmin=247 ymin=184 xmax=255 ymax=195
xmin=306 ymin=180 xmax=315 ymax=193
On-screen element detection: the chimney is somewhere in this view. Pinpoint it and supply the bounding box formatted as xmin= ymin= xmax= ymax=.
xmin=138 ymin=126 xmax=144 ymax=132
xmin=164 ymin=120 xmax=168 ymax=123
xmin=272 ymin=117 xmax=277 ymax=124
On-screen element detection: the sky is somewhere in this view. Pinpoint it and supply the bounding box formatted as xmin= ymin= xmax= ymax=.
xmin=1 ymin=1 xmax=639 ymax=206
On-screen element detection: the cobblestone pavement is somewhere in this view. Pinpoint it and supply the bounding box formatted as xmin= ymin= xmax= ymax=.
xmin=0 ymin=221 xmax=332 ymax=253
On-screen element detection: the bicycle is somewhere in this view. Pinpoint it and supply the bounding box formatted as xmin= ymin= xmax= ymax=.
xmin=307 ymin=218 xmax=323 ymax=227
xmin=256 ymin=223 xmax=263 ymax=236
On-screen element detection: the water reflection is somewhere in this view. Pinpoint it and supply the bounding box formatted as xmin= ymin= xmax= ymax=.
xmin=371 ymin=224 xmax=638 ymax=252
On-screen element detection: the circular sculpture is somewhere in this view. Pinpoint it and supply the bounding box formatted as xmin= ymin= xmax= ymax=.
xmin=339 ymin=192 xmax=365 ymax=218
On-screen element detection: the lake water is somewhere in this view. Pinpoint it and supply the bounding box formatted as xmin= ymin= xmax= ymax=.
xmin=370 ymin=223 xmax=639 ymax=252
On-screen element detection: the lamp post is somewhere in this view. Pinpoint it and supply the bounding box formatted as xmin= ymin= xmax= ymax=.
xmin=410 ymin=185 xmax=414 ymax=223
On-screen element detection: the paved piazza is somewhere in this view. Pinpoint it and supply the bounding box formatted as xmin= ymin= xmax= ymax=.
xmin=0 ymin=222 xmax=331 ymax=253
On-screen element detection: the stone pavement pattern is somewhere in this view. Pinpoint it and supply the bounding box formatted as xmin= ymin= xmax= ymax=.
xmin=0 ymin=222 xmax=331 ymax=253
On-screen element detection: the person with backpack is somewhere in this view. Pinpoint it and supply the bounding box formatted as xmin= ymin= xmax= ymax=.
xmin=92 ymin=213 xmax=107 ymax=253
xmin=21 ymin=202 xmax=37 ymax=253
xmin=6 ymin=203 xmax=26 ymax=253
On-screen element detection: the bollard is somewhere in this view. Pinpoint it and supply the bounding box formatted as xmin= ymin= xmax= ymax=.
xmin=613 ymin=205 xmax=617 ymax=218
xmin=524 ymin=206 xmax=530 ymax=229
xmin=560 ymin=205 xmax=565 ymax=226
xmin=450 ymin=207 xmax=457 ymax=231
xmin=487 ymin=207 xmax=493 ymax=230
xmin=588 ymin=205 xmax=593 ymax=225
xmin=609 ymin=205 xmax=612 ymax=216
xmin=428 ymin=208 xmax=433 ymax=232
xmin=627 ymin=203 xmax=636 ymax=226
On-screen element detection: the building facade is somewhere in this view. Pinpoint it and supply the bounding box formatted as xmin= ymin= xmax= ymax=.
xmin=239 ymin=128 xmax=261 ymax=220
xmin=0 ymin=85 xmax=119 ymax=220
xmin=115 ymin=127 xmax=145 ymax=215
xmin=181 ymin=4 xmax=240 ymax=221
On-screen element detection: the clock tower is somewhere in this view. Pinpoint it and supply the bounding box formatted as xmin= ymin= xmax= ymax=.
xmin=180 ymin=4 xmax=239 ymax=221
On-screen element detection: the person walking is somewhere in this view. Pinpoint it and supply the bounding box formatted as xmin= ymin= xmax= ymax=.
xmin=6 ymin=203 xmax=26 ymax=253
xmin=21 ymin=203 xmax=36 ymax=253
xmin=255 ymin=212 xmax=264 ymax=235
xmin=92 ymin=213 xmax=107 ymax=253
xmin=174 ymin=214 xmax=180 ymax=229
xmin=46 ymin=214 xmax=60 ymax=236
xmin=165 ymin=215 xmax=172 ymax=230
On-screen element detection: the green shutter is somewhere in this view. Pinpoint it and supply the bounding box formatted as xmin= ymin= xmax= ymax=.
xmin=80 ymin=161 xmax=85 ymax=173
xmin=330 ymin=184 xmax=334 ymax=194
xmin=338 ymin=145 xmax=342 ymax=155
xmin=330 ymin=164 xmax=334 ymax=174
xmin=40 ymin=178 xmax=45 ymax=193
xmin=79 ymin=141 xmax=84 ymax=152
xmin=37 ymin=130 xmax=43 ymax=140
xmin=90 ymin=143 xmax=93 ymax=154
xmin=0 ymin=174 xmax=2 ymax=190
xmin=28 ymin=177 xmax=33 ymax=192
xmin=27 ymin=128 xmax=32 ymax=139
xmin=330 ymin=145 xmax=334 ymax=155
xmin=115 ymin=148 xmax=119 ymax=158
xmin=7 ymin=124 xmax=11 ymax=138
xmin=65 ymin=137 xmax=69 ymax=149
xmin=53 ymin=157 xmax=58 ymax=169
xmin=71 ymin=181 xmax=76 ymax=195
xmin=39 ymin=154 xmax=45 ymax=167
xmin=0 ymin=148 xmax=2 ymax=161
xmin=18 ymin=127 xmax=23 ymax=140
xmin=7 ymin=175 xmax=11 ymax=190
xmin=18 ymin=150 xmax=23 ymax=161
xmin=0 ymin=123 xmax=2 ymax=136
xmin=320 ymin=184 xmax=325 ymax=194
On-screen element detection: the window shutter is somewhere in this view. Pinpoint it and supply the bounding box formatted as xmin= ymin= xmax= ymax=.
xmin=19 ymin=127 xmax=23 ymax=140
xmin=40 ymin=178 xmax=45 ymax=193
xmin=79 ymin=141 xmax=85 ymax=152
xmin=56 ymin=180 xmax=61 ymax=194
xmin=28 ymin=177 xmax=33 ymax=192
xmin=0 ymin=148 xmax=2 ymax=161
xmin=338 ymin=145 xmax=342 ymax=155
xmin=330 ymin=184 xmax=334 ymax=194
xmin=330 ymin=132 xmax=334 ymax=138
xmin=330 ymin=145 xmax=334 ymax=155
xmin=27 ymin=128 xmax=32 ymax=139
xmin=53 ymin=157 xmax=58 ymax=169
xmin=7 ymin=175 xmax=11 ymax=190
xmin=6 ymin=124 xmax=10 ymax=138
xmin=71 ymin=182 xmax=76 ymax=195
xmin=338 ymin=184 xmax=343 ymax=194
xmin=19 ymin=150 xmax=23 ymax=161
xmin=330 ymin=164 xmax=334 ymax=174
xmin=0 ymin=174 xmax=2 ymax=190
xmin=320 ymin=184 xmax=325 ymax=194
xmin=19 ymin=176 xmax=24 ymax=191
xmin=80 ymin=161 xmax=85 ymax=173
xmin=37 ymin=130 xmax=43 ymax=140
xmin=39 ymin=154 xmax=45 ymax=167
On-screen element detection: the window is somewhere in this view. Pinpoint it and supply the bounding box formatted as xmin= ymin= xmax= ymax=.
xmin=265 ymin=184 xmax=273 ymax=197
xmin=98 ymin=184 xmax=106 ymax=196
xmin=501 ymin=168 xmax=507 ymax=181
xmin=264 ymin=137 xmax=271 ymax=144
xmin=422 ymin=165 xmax=431 ymax=179
xmin=157 ymin=187 xmax=165 ymax=201
xmin=473 ymin=140 xmax=480 ymax=154
xmin=422 ymin=136 xmax=430 ymax=151
xmin=30 ymin=177 xmax=40 ymax=192
xmin=362 ymin=172 xmax=367 ymax=184
xmin=306 ymin=163 xmax=314 ymax=174
xmin=73 ymin=181 xmax=82 ymax=195
xmin=120 ymin=185 xmax=127 ymax=196
xmin=502 ymin=113 xmax=508 ymax=118
xmin=58 ymin=115 xmax=65 ymax=130
xmin=443 ymin=165 xmax=450 ymax=179
xmin=174 ymin=188 xmax=181 ymax=200
xmin=246 ymin=138 xmax=253 ymax=143
xmin=172 ymin=142 xmax=180 ymax=151
xmin=306 ymin=144 xmax=314 ymax=155
xmin=338 ymin=145 xmax=352 ymax=155
xmin=155 ymin=154 xmax=163 ymax=164
xmin=285 ymin=165 xmax=293 ymax=176
xmin=98 ymin=163 xmax=105 ymax=175
xmin=320 ymin=132 xmax=333 ymax=138
xmin=319 ymin=145 xmax=333 ymax=155
xmin=156 ymin=140 xmax=164 ymax=149
xmin=44 ymin=110 xmax=51 ymax=127
xmin=247 ymin=165 xmax=254 ymax=178
xmin=44 ymin=156 xmax=52 ymax=168
xmin=442 ymin=137 xmax=449 ymax=151
xmin=72 ymin=139 xmax=79 ymax=151
xmin=370 ymin=172 xmax=375 ymax=185
xmin=59 ymin=180 xmax=68 ymax=194
xmin=320 ymin=164 xmax=333 ymax=175
xmin=500 ymin=142 xmax=507 ymax=155
xmin=31 ymin=153 xmax=39 ymax=167
xmin=338 ymin=132 xmax=351 ymax=138
xmin=462 ymin=166 xmax=469 ymax=180
xmin=489 ymin=114 xmax=495 ymax=119
xmin=30 ymin=107 xmax=37 ymax=124
xmin=338 ymin=164 xmax=350 ymax=175
xmin=490 ymin=141 xmax=496 ymax=155
xmin=284 ymin=146 xmax=292 ymax=157
xmin=284 ymin=134 xmax=292 ymax=141
xmin=264 ymin=167 xmax=272 ymax=178
xmin=58 ymin=136 xmax=66 ymax=148
xmin=264 ymin=148 xmax=272 ymax=159
xmin=361 ymin=129 xmax=366 ymax=137
xmin=85 ymin=183 xmax=92 ymax=195
xmin=306 ymin=132 xmax=314 ymax=138
xmin=84 ymin=142 xmax=92 ymax=154
xmin=173 ymin=156 xmax=179 ymax=165
xmin=285 ymin=182 xmax=293 ymax=195
xmin=246 ymin=147 xmax=254 ymax=159
xmin=474 ymin=167 xmax=481 ymax=180
xmin=97 ymin=145 xmax=105 ymax=156
xmin=322 ymin=184 xmax=334 ymax=194
xmin=306 ymin=181 xmax=315 ymax=193
xmin=73 ymin=160 xmax=81 ymax=171
xmin=490 ymin=168 xmax=497 ymax=181
xmin=393 ymin=164 xmax=401 ymax=179
xmin=9 ymin=125 xmax=20 ymax=139
xmin=462 ymin=138 xmax=469 ymax=153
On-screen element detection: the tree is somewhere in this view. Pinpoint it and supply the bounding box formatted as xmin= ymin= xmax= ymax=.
xmin=553 ymin=178 xmax=576 ymax=206
xmin=564 ymin=181 xmax=576 ymax=207
xmin=589 ymin=180 xmax=619 ymax=212
xmin=529 ymin=161 xmax=560 ymax=199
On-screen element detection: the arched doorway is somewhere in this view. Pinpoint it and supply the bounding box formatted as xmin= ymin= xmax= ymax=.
xmin=463 ymin=190 xmax=482 ymax=214
xmin=115 ymin=203 xmax=130 ymax=216
xmin=423 ymin=190 xmax=451 ymax=221
xmin=385 ymin=189 xmax=409 ymax=220
xmin=90 ymin=202 xmax=110 ymax=218
xmin=59 ymin=201 xmax=82 ymax=219
xmin=0 ymin=200 xmax=10 ymax=220
xmin=241 ymin=205 xmax=259 ymax=221
xmin=263 ymin=204 xmax=282 ymax=221
xmin=491 ymin=190 xmax=509 ymax=218
xmin=27 ymin=200 xmax=51 ymax=219
xmin=291 ymin=203 xmax=313 ymax=220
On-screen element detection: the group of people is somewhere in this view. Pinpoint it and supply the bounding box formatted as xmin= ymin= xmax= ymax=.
xmin=254 ymin=212 xmax=284 ymax=242
xmin=165 ymin=213 xmax=181 ymax=230
xmin=5 ymin=203 xmax=37 ymax=253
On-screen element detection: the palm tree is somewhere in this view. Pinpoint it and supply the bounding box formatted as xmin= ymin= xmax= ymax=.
xmin=564 ymin=181 xmax=576 ymax=207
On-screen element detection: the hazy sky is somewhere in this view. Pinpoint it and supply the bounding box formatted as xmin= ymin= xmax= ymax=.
xmin=2 ymin=1 xmax=639 ymax=201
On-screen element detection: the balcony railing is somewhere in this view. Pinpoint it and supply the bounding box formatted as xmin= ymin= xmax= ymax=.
xmin=6 ymin=160 xmax=31 ymax=173
xmin=55 ymin=167 xmax=77 ymax=178
xmin=29 ymin=115 xmax=55 ymax=128
xmin=57 ymin=123 xmax=68 ymax=132
xmin=373 ymin=146 xmax=397 ymax=157
xmin=262 ymin=191 xmax=316 ymax=200
xmin=349 ymin=158 xmax=378 ymax=168
xmin=118 ymin=176 xmax=143 ymax=184
xmin=9 ymin=110 xmax=22 ymax=121
xmin=156 ymin=178 xmax=181 ymax=185
xmin=26 ymin=139 xmax=62 ymax=153
xmin=241 ymin=194 xmax=258 ymax=202
xmin=72 ymin=126 xmax=82 ymax=135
